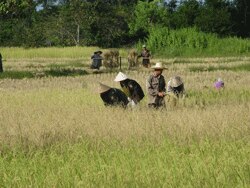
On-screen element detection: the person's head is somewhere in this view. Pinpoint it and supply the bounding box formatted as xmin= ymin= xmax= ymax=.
xmin=142 ymin=44 xmax=146 ymax=49
xmin=151 ymin=62 xmax=166 ymax=76
xmin=114 ymin=72 xmax=128 ymax=83
xmin=169 ymin=76 xmax=183 ymax=88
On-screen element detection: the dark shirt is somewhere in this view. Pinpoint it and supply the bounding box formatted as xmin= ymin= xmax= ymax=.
xmin=91 ymin=54 xmax=102 ymax=69
xmin=120 ymin=79 xmax=144 ymax=104
xmin=100 ymin=88 xmax=129 ymax=108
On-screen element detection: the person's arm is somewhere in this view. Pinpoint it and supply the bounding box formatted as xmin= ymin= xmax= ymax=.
xmin=147 ymin=76 xmax=158 ymax=96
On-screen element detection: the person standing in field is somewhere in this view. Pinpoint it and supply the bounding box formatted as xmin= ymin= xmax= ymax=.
xmin=147 ymin=62 xmax=167 ymax=108
xmin=90 ymin=51 xmax=103 ymax=70
xmin=98 ymin=82 xmax=129 ymax=108
xmin=138 ymin=45 xmax=151 ymax=68
xmin=114 ymin=72 xmax=145 ymax=106
xmin=214 ymin=78 xmax=224 ymax=90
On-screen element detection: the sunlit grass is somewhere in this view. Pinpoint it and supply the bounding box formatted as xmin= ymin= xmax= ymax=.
xmin=0 ymin=53 xmax=249 ymax=187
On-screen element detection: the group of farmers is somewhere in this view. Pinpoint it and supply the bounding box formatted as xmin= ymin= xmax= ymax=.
xmin=93 ymin=45 xmax=224 ymax=109
xmin=98 ymin=61 xmax=186 ymax=109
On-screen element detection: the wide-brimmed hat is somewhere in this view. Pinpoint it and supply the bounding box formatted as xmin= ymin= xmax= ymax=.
xmin=94 ymin=50 xmax=103 ymax=54
xmin=114 ymin=72 xmax=128 ymax=82
xmin=169 ymin=76 xmax=183 ymax=87
xmin=98 ymin=82 xmax=111 ymax=93
xmin=142 ymin=44 xmax=146 ymax=48
xmin=151 ymin=62 xmax=166 ymax=70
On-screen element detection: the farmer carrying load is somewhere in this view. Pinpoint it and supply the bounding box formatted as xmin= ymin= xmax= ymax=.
xmin=114 ymin=72 xmax=144 ymax=106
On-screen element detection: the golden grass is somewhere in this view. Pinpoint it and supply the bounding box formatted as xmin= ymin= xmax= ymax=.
xmin=0 ymin=54 xmax=249 ymax=187
xmin=0 ymin=70 xmax=249 ymax=149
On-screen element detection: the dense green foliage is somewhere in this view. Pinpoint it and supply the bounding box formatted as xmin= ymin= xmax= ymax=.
xmin=0 ymin=0 xmax=250 ymax=48
xmin=144 ymin=27 xmax=250 ymax=57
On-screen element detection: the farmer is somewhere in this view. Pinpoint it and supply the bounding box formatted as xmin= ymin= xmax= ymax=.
xmin=147 ymin=62 xmax=167 ymax=108
xmin=90 ymin=50 xmax=103 ymax=70
xmin=114 ymin=72 xmax=144 ymax=106
xmin=138 ymin=45 xmax=151 ymax=68
xmin=98 ymin=82 xmax=129 ymax=108
xmin=167 ymin=76 xmax=185 ymax=98
xmin=214 ymin=78 xmax=224 ymax=89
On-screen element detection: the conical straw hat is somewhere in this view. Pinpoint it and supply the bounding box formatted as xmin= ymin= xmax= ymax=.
xmin=114 ymin=72 xmax=128 ymax=82
xmin=169 ymin=76 xmax=183 ymax=87
xmin=151 ymin=62 xmax=166 ymax=69
xmin=98 ymin=82 xmax=111 ymax=93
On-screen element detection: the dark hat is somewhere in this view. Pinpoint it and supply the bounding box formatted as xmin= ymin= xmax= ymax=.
xmin=94 ymin=50 xmax=103 ymax=54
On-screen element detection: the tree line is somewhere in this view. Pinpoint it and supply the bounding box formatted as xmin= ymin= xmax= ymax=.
xmin=0 ymin=0 xmax=249 ymax=48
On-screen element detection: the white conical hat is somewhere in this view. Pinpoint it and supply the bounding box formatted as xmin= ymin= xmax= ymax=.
xmin=151 ymin=62 xmax=166 ymax=70
xmin=98 ymin=82 xmax=111 ymax=93
xmin=114 ymin=72 xmax=128 ymax=82
xmin=169 ymin=76 xmax=183 ymax=87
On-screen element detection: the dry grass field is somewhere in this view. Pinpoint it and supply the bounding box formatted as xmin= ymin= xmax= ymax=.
xmin=0 ymin=48 xmax=249 ymax=187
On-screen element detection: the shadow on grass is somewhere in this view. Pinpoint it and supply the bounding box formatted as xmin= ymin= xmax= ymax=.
xmin=44 ymin=68 xmax=88 ymax=77
xmin=0 ymin=71 xmax=34 ymax=79
xmin=189 ymin=63 xmax=250 ymax=72
xmin=0 ymin=68 xmax=88 ymax=79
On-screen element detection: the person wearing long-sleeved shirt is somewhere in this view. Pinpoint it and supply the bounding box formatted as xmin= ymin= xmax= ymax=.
xmin=167 ymin=76 xmax=185 ymax=98
xmin=91 ymin=51 xmax=103 ymax=70
xmin=147 ymin=62 xmax=166 ymax=108
xmin=98 ymin=83 xmax=129 ymax=108
xmin=114 ymin=72 xmax=144 ymax=106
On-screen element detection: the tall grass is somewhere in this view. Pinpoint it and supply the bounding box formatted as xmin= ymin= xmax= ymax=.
xmin=0 ymin=56 xmax=249 ymax=187
xmin=0 ymin=71 xmax=249 ymax=187
xmin=143 ymin=27 xmax=250 ymax=57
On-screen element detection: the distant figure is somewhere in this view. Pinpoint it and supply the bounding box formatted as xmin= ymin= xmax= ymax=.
xmin=0 ymin=53 xmax=3 ymax=72
xmin=147 ymin=62 xmax=167 ymax=108
xmin=114 ymin=72 xmax=145 ymax=106
xmin=214 ymin=78 xmax=224 ymax=89
xmin=91 ymin=51 xmax=103 ymax=70
xmin=127 ymin=49 xmax=139 ymax=69
xmin=138 ymin=45 xmax=151 ymax=68
xmin=98 ymin=82 xmax=129 ymax=108
xmin=167 ymin=76 xmax=185 ymax=98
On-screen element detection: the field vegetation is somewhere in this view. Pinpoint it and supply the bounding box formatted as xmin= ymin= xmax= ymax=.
xmin=0 ymin=47 xmax=249 ymax=187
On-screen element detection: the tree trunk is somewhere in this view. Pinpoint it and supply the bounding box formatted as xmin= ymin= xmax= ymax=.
xmin=77 ymin=24 xmax=80 ymax=46
xmin=0 ymin=53 xmax=3 ymax=72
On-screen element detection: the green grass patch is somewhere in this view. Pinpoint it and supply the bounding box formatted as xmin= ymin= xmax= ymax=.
xmin=186 ymin=89 xmax=250 ymax=107
xmin=0 ymin=68 xmax=88 ymax=79
xmin=0 ymin=139 xmax=249 ymax=187
xmin=0 ymin=71 xmax=34 ymax=79
xmin=44 ymin=68 xmax=88 ymax=77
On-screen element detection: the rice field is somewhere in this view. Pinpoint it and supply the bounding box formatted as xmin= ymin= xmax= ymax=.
xmin=0 ymin=47 xmax=249 ymax=187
